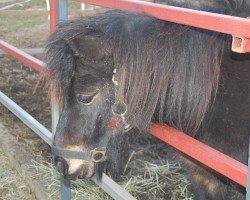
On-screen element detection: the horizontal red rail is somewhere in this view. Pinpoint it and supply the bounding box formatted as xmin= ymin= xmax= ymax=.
xmin=0 ymin=40 xmax=47 ymax=75
xmin=77 ymin=0 xmax=250 ymax=38
xmin=150 ymin=124 xmax=248 ymax=187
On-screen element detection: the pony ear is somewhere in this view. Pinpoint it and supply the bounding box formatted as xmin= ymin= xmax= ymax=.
xmin=68 ymin=36 xmax=110 ymax=60
xmin=67 ymin=36 xmax=113 ymax=76
xmin=68 ymin=36 xmax=103 ymax=60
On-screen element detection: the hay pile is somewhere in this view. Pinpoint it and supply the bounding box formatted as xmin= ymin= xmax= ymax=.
xmin=0 ymin=148 xmax=34 ymax=200
xmin=27 ymin=148 xmax=193 ymax=200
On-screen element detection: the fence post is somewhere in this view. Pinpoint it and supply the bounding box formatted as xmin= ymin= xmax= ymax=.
xmin=57 ymin=0 xmax=68 ymax=22
xmin=50 ymin=0 xmax=68 ymax=145
xmin=61 ymin=176 xmax=71 ymax=200
xmin=50 ymin=0 xmax=70 ymax=199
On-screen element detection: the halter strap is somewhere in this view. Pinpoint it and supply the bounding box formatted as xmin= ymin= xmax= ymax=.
xmin=52 ymin=145 xmax=107 ymax=163
xmin=111 ymin=68 xmax=132 ymax=131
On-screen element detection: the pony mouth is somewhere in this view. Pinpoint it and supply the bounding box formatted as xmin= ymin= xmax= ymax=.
xmin=64 ymin=165 xmax=95 ymax=180
xmin=64 ymin=162 xmax=106 ymax=181
xmin=53 ymin=151 xmax=107 ymax=180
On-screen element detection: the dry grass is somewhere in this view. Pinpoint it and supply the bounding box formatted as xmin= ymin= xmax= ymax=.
xmin=122 ymin=159 xmax=193 ymax=200
xmin=27 ymin=155 xmax=193 ymax=200
xmin=0 ymin=148 xmax=34 ymax=200
xmin=27 ymin=160 xmax=112 ymax=200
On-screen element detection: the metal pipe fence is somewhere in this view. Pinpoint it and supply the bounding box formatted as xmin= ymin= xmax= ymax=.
xmin=0 ymin=48 xmax=44 ymax=55
xmin=0 ymin=40 xmax=47 ymax=75
xmin=0 ymin=0 xmax=249 ymax=199
xmin=150 ymin=124 xmax=248 ymax=187
xmin=76 ymin=0 xmax=250 ymax=53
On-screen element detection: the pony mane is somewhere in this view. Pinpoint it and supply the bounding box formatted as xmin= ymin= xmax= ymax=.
xmin=107 ymin=11 xmax=225 ymax=135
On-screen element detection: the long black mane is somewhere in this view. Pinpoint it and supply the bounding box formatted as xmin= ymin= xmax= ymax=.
xmin=108 ymin=11 xmax=225 ymax=135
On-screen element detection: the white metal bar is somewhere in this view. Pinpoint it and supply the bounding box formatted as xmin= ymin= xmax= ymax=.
xmin=0 ymin=48 xmax=44 ymax=55
xmin=81 ymin=3 xmax=85 ymax=10
xmin=61 ymin=177 xmax=71 ymax=200
xmin=0 ymin=91 xmax=52 ymax=146
xmin=92 ymin=174 xmax=137 ymax=200
xmin=57 ymin=0 xmax=68 ymax=22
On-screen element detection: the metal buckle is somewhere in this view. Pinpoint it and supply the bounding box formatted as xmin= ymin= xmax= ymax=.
xmin=90 ymin=147 xmax=107 ymax=163
xmin=112 ymin=102 xmax=127 ymax=116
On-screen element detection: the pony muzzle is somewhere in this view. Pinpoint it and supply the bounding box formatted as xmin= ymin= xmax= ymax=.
xmin=52 ymin=145 xmax=107 ymax=179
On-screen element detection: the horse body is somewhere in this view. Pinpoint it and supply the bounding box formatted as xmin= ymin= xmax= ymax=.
xmin=46 ymin=1 xmax=250 ymax=199
xmin=181 ymin=51 xmax=250 ymax=200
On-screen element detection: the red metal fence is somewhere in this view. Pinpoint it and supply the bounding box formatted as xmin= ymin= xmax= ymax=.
xmin=0 ymin=40 xmax=46 ymax=74
xmin=150 ymin=124 xmax=247 ymax=187
xmin=76 ymin=0 xmax=250 ymax=53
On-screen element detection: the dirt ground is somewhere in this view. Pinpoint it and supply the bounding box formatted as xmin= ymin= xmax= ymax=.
xmin=0 ymin=5 xmax=51 ymax=199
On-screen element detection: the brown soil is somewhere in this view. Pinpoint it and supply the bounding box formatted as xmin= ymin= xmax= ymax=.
xmin=0 ymin=12 xmax=51 ymax=154
xmin=0 ymin=10 xmax=51 ymax=200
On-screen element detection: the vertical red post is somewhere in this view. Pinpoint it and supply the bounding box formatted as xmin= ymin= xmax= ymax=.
xmin=50 ymin=0 xmax=57 ymax=33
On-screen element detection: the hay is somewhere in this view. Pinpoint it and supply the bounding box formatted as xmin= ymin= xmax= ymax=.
xmin=27 ymin=155 xmax=193 ymax=200
xmin=27 ymin=160 xmax=111 ymax=200
xmin=122 ymin=159 xmax=193 ymax=200
xmin=0 ymin=148 xmax=34 ymax=200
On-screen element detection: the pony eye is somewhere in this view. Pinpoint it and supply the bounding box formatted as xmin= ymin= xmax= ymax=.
xmin=76 ymin=94 xmax=94 ymax=104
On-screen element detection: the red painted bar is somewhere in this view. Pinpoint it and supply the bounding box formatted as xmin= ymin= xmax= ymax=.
xmin=50 ymin=0 xmax=57 ymax=33
xmin=77 ymin=0 xmax=250 ymax=38
xmin=0 ymin=40 xmax=47 ymax=75
xmin=150 ymin=123 xmax=248 ymax=187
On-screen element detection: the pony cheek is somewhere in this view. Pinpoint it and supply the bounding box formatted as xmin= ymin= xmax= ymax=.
xmin=105 ymin=133 xmax=130 ymax=181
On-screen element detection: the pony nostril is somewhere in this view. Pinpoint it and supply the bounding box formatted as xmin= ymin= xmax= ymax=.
xmin=55 ymin=157 xmax=69 ymax=176
xmin=56 ymin=160 xmax=64 ymax=174
xmin=64 ymin=165 xmax=68 ymax=176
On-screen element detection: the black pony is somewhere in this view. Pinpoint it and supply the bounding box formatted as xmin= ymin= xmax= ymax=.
xmin=46 ymin=1 xmax=250 ymax=199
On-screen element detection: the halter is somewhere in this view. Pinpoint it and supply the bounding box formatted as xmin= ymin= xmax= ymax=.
xmin=52 ymin=146 xmax=107 ymax=163
xmin=52 ymin=68 xmax=131 ymax=163
xmin=110 ymin=69 xmax=131 ymax=131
